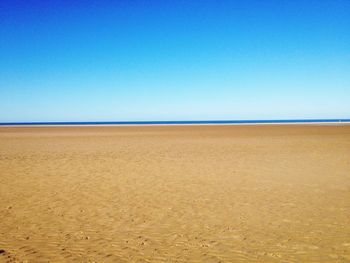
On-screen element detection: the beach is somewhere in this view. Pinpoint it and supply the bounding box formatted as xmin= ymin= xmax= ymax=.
xmin=0 ymin=124 xmax=349 ymax=262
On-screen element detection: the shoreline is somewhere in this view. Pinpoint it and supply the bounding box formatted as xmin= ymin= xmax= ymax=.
xmin=0 ymin=121 xmax=350 ymax=127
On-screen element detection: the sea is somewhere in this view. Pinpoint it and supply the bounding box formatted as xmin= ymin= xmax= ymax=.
xmin=0 ymin=119 xmax=349 ymax=126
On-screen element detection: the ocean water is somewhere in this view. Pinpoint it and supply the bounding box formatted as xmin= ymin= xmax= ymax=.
xmin=0 ymin=119 xmax=349 ymax=126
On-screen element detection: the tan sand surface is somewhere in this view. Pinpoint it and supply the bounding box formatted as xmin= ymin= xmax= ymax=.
xmin=0 ymin=125 xmax=350 ymax=262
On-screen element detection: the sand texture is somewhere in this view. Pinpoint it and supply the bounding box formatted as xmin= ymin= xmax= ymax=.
xmin=0 ymin=125 xmax=350 ymax=262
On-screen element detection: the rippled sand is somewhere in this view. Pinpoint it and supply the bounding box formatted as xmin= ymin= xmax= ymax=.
xmin=0 ymin=125 xmax=349 ymax=262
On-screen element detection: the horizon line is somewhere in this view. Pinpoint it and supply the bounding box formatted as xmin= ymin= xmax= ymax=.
xmin=1 ymin=118 xmax=350 ymax=126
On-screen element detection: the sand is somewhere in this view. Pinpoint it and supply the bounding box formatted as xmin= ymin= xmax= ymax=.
xmin=0 ymin=125 xmax=349 ymax=262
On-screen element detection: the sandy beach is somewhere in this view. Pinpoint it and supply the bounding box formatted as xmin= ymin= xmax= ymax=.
xmin=0 ymin=124 xmax=349 ymax=262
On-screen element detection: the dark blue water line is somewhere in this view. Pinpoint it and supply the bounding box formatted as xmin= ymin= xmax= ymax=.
xmin=0 ymin=119 xmax=349 ymax=126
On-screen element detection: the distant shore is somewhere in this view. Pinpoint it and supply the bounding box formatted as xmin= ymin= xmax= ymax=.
xmin=1 ymin=119 xmax=350 ymax=127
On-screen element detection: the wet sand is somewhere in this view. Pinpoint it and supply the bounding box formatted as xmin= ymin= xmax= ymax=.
xmin=0 ymin=125 xmax=349 ymax=262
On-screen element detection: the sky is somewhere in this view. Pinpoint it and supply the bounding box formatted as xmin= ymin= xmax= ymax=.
xmin=0 ymin=0 xmax=349 ymax=122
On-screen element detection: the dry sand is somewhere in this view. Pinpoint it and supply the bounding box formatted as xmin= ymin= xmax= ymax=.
xmin=0 ymin=125 xmax=349 ymax=262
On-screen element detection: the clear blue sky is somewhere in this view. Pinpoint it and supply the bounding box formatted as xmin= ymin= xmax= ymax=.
xmin=0 ymin=0 xmax=349 ymax=122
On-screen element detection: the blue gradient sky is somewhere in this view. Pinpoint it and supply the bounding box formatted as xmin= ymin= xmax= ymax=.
xmin=1 ymin=0 xmax=349 ymax=122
